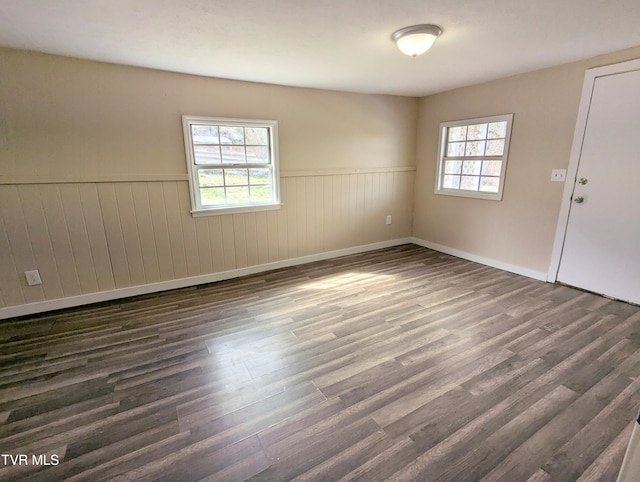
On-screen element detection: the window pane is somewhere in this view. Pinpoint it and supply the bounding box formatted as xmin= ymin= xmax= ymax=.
xmin=448 ymin=126 xmax=467 ymax=142
xmin=460 ymin=175 xmax=480 ymax=190
xmin=444 ymin=160 xmax=462 ymax=174
xmin=447 ymin=142 xmax=466 ymax=157
xmin=226 ymin=186 xmax=250 ymax=203
xmin=245 ymin=127 xmax=269 ymax=145
xmin=221 ymin=146 xmax=246 ymax=163
xmin=249 ymin=168 xmax=271 ymax=185
xmin=219 ymin=126 xmax=244 ymax=144
xmin=465 ymin=141 xmax=486 ymax=156
xmin=200 ymin=187 xmax=225 ymax=205
xmin=198 ymin=169 xmax=224 ymax=187
xmin=184 ymin=117 xmax=280 ymax=212
xmin=462 ymin=160 xmax=481 ymax=175
xmin=488 ymin=121 xmax=507 ymax=139
xmin=467 ymin=123 xmax=488 ymax=140
xmin=480 ymin=177 xmax=500 ymax=192
xmin=485 ymin=139 xmax=505 ymax=156
xmin=482 ymin=160 xmax=502 ymax=176
xmin=246 ymin=146 xmax=269 ymax=163
xmin=435 ymin=114 xmax=511 ymax=200
xmin=443 ymin=175 xmax=460 ymax=189
xmin=193 ymin=145 xmax=221 ymax=164
xmin=191 ymin=125 xmax=219 ymax=144
xmin=224 ymin=169 xmax=248 ymax=186
xmin=250 ymin=184 xmax=273 ymax=202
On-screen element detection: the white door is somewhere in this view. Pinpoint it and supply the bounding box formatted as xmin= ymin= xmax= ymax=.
xmin=557 ymin=67 xmax=640 ymax=304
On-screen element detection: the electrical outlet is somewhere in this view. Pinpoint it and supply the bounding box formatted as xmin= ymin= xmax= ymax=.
xmin=25 ymin=270 xmax=42 ymax=286
xmin=551 ymin=169 xmax=566 ymax=182
xmin=386 ymin=215 xmax=392 ymax=225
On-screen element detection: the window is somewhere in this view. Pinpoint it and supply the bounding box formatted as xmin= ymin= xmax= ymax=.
xmin=435 ymin=114 xmax=513 ymax=200
xmin=182 ymin=116 xmax=280 ymax=215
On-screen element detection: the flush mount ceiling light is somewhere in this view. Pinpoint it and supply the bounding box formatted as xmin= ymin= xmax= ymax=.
xmin=391 ymin=24 xmax=442 ymax=57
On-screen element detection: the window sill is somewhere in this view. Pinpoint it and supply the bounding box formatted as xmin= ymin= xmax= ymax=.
xmin=435 ymin=189 xmax=503 ymax=201
xmin=190 ymin=203 xmax=283 ymax=217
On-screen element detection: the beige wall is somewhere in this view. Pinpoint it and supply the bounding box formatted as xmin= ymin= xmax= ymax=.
xmin=1 ymin=49 xmax=417 ymax=182
xmin=413 ymin=46 xmax=640 ymax=275
xmin=0 ymin=48 xmax=416 ymax=312
xmin=4 ymin=43 xmax=640 ymax=314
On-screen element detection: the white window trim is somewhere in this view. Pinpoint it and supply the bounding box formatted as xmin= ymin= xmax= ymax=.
xmin=182 ymin=115 xmax=281 ymax=216
xmin=434 ymin=113 xmax=514 ymax=201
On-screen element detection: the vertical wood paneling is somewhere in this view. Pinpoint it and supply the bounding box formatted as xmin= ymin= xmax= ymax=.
xmin=254 ymin=212 xmax=269 ymax=265
xmin=369 ymin=172 xmax=384 ymax=243
xmin=285 ymin=178 xmax=298 ymax=259
xmin=327 ymin=175 xmax=340 ymax=249
xmin=207 ymin=216 xmax=225 ymax=273
xmin=0 ymin=246 xmax=9 ymax=306
xmin=394 ymin=171 xmax=414 ymax=236
xmin=195 ymin=217 xmax=213 ymax=275
xmin=375 ymin=173 xmax=382 ymax=233
xmin=326 ymin=175 xmax=348 ymax=251
xmin=58 ymin=184 xmax=100 ymax=294
xmin=339 ymin=175 xmax=351 ymax=248
xmin=16 ymin=185 xmax=64 ymax=300
xmin=131 ymin=183 xmax=161 ymax=284
xmin=374 ymin=172 xmax=386 ymax=239
xmin=383 ymin=171 xmax=394 ymax=240
xmin=220 ymin=214 xmax=237 ymax=271
xmin=372 ymin=172 xmax=384 ymax=238
xmin=348 ymin=175 xmax=359 ymax=248
xmin=357 ymin=174 xmax=367 ymax=241
xmin=363 ymin=173 xmax=374 ymax=243
xmin=176 ymin=182 xmax=201 ymax=277
xmin=277 ymin=181 xmax=289 ymax=261
xmin=232 ymin=214 xmax=248 ymax=269
xmin=38 ymin=184 xmax=82 ymax=297
xmin=1 ymin=172 xmax=415 ymax=310
xmin=313 ymin=176 xmax=324 ymax=254
xmin=162 ymin=181 xmax=188 ymax=279
xmin=0 ymin=189 xmax=26 ymax=307
xmin=265 ymin=210 xmax=279 ymax=263
xmin=322 ymin=176 xmax=334 ymax=249
xmin=0 ymin=186 xmax=44 ymax=304
xmin=77 ymin=184 xmax=115 ymax=292
xmin=244 ymin=212 xmax=259 ymax=267
xmin=146 ymin=182 xmax=175 ymax=281
xmin=296 ymin=177 xmax=309 ymax=256
xmin=97 ymin=183 xmax=131 ymax=287
xmin=363 ymin=172 xmax=373 ymax=243
xmin=391 ymin=172 xmax=403 ymax=238
xmin=302 ymin=177 xmax=316 ymax=256
xmin=114 ymin=183 xmax=146 ymax=287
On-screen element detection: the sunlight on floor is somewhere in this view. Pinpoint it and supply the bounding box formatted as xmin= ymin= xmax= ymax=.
xmin=299 ymin=271 xmax=396 ymax=290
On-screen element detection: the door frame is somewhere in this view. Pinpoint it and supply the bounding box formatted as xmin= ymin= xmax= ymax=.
xmin=547 ymin=57 xmax=640 ymax=282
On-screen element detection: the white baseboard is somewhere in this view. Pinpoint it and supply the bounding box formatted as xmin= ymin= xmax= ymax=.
xmin=410 ymin=237 xmax=548 ymax=282
xmin=0 ymin=238 xmax=413 ymax=320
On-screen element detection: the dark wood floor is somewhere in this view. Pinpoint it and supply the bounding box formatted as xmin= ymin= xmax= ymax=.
xmin=1 ymin=244 xmax=639 ymax=481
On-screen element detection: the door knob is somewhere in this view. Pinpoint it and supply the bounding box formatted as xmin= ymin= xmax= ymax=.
xmin=578 ymin=178 xmax=588 ymax=185
xmin=574 ymin=196 xmax=584 ymax=204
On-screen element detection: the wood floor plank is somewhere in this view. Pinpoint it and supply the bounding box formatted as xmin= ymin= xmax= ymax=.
xmin=28 ymin=421 xmax=182 ymax=481
xmin=394 ymin=385 xmax=580 ymax=481
xmin=250 ymin=418 xmax=382 ymax=481
xmin=1 ymin=244 xmax=638 ymax=480
xmin=577 ymin=420 xmax=635 ymax=482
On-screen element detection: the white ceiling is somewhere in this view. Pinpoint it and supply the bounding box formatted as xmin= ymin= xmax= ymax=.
xmin=1 ymin=0 xmax=640 ymax=97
